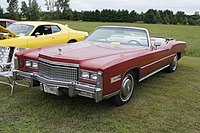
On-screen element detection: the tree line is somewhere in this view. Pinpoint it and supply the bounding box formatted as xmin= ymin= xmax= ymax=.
xmin=0 ymin=0 xmax=200 ymax=26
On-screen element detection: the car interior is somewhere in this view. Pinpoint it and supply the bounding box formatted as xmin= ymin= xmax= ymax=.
xmin=32 ymin=25 xmax=52 ymax=36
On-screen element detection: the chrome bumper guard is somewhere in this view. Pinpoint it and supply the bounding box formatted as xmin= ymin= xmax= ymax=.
xmin=14 ymin=70 xmax=103 ymax=103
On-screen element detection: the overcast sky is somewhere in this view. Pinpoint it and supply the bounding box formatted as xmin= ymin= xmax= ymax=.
xmin=1 ymin=0 xmax=199 ymax=15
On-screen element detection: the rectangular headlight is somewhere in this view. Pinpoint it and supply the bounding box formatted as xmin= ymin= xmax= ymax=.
xmin=90 ymin=73 xmax=97 ymax=80
xmin=25 ymin=60 xmax=32 ymax=67
xmin=81 ymin=71 xmax=90 ymax=79
xmin=32 ymin=61 xmax=38 ymax=68
xmin=25 ymin=60 xmax=38 ymax=69
xmin=80 ymin=70 xmax=97 ymax=81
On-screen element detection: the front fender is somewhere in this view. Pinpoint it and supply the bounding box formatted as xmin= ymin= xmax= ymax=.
xmin=0 ymin=36 xmax=28 ymax=48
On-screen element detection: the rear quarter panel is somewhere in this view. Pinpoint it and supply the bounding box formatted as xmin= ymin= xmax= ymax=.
xmin=68 ymin=29 xmax=88 ymax=42
xmin=169 ymin=41 xmax=187 ymax=59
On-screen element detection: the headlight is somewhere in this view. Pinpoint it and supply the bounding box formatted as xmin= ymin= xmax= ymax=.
xmin=81 ymin=71 xmax=90 ymax=79
xmin=90 ymin=73 xmax=97 ymax=80
xmin=25 ymin=60 xmax=38 ymax=69
xmin=80 ymin=70 xmax=97 ymax=81
xmin=25 ymin=60 xmax=32 ymax=67
xmin=32 ymin=61 xmax=38 ymax=68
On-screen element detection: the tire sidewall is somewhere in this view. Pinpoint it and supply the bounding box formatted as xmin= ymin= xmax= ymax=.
xmin=168 ymin=54 xmax=178 ymax=72
xmin=114 ymin=72 xmax=136 ymax=106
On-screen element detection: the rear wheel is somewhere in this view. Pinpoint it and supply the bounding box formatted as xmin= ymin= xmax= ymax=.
xmin=166 ymin=54 xmax=178 ymax=73
xmin=112 ymin=72 xmax=135 ymax=106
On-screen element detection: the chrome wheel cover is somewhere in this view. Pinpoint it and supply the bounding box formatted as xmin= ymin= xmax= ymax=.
xmin=172 ymin=55 xmax=178 ymax=71
xmin=120 ymin=74 xmax=134 ymax=102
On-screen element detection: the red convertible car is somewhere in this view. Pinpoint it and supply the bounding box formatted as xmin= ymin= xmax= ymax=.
xmin=14 ymin=26 xmax=186 ymax=105
xmin=0 ymin=18 xmax=16 ymax=28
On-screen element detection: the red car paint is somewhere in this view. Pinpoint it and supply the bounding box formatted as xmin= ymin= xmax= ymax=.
xmin=16 ymin=40 xmax=186 ymax=95
xmin=0 ymin=19 xmax=16 ymax=27
xmin=15 ymin=27 xmax=186 ymax=96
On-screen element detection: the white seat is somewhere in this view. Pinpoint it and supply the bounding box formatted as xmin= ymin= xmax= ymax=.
xmin=0 ymin=71 xmax=13 ymax=77
xmin=0 ymin=46 xmax=28 ymax=95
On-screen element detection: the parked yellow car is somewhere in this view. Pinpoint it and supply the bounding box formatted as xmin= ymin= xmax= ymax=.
xmin=0 ymin=21 xmax=88 ymax=48
xmin=0 ymin=21 xmax=88 ymax=91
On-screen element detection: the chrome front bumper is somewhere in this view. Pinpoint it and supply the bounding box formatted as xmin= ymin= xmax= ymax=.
xmin=14 ymin=70 xmax=103 ymax=103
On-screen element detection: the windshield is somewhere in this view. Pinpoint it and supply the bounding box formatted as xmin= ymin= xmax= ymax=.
xmin=7 ymin=24 xmax=34 ymax=36
xmin=86 ymin=27 xmax=149 ymax=47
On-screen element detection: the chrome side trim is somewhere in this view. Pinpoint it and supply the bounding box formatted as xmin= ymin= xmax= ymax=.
xmin=38 ymin=58 xmax=79 ymax=67
xmin=141 ymin=54 xmax=175 ymax=69
xmin=139 ymin=65 xmax=169 ymax=82
xmin=104 ymin=90 xmax=120 ymax=99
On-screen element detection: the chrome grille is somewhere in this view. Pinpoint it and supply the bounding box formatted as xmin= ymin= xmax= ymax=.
xmin=38 ymin=60 xmax=78 ymax=82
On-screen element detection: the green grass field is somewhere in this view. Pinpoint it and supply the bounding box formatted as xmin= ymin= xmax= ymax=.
xmin=0 ymin=21 xmax=200 ymax=133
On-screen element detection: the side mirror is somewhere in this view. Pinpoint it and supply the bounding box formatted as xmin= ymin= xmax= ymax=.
xmin=154 ymin=41 xmax=162 ymax=47
xmin=35 ymin=32 xmax=40 ymax=37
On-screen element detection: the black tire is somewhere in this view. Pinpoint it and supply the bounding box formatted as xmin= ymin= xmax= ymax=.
xmin=111 ymin=72 xmax=136 ymax=106
xmin=166 ymin=54 xmax=178 ymax=73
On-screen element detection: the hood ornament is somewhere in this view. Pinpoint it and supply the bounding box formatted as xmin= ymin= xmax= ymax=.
xmin=58 ymin=48 xmax=62 ymax=55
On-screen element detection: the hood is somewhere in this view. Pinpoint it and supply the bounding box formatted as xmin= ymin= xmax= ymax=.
xmin=0 ymin=25 xmax=17 ymax=37
xmin=25 ymin=41 xmax=147 ymax=70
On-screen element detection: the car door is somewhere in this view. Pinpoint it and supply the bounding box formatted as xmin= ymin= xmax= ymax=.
xmin=27 ymin=25 xmax=55 ymax=48
xmin=50 ymin=25 xmax=69 ymax=44
xmin=140 ymin=43 xmax=171 ymax=78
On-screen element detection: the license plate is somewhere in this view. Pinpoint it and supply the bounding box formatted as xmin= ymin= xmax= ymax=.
xmin=42 ymin=84 xmax=60 ymax=95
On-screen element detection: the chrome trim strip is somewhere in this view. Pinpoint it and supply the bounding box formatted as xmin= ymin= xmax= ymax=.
xmin=15 ymin=70 xmax=34 ymax=79
xmin=96 ymin=71 xmax=103 ymax=102
xmin=38 ymin=58 xmax=79 ymax=67
xmin=36 ymin=74 xmax=72 ymax=87
xmin=36 ymin=74 xmax=96 ymax=90
xmin=104 ymin=90 xmax=120 ymax=99
xmin=14 ymin=57 xmax=19 ymax=70
xmin=141 ymin=54 xmax=175 ymax=69
xmin=139 ymin=65 xmax=170 ymax=82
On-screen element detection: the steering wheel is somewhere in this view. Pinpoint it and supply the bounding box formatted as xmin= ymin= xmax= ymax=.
xmin=127 ymin=40 xmax=142 ymax=46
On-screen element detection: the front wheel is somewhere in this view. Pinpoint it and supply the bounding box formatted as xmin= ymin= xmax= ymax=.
xmin=112 ymin=73 xmax=135 ymax=106
xmin=166 ymin=54 xmax=178 ymax=73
